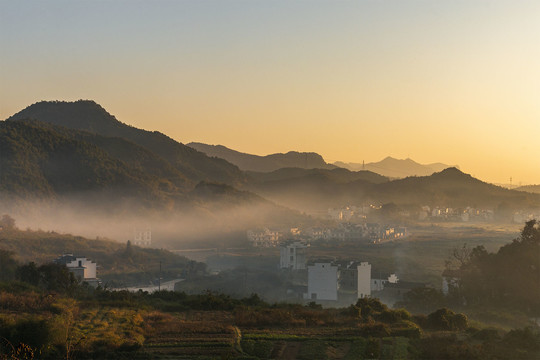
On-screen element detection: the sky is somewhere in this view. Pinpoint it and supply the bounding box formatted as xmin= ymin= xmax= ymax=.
xmin=1 ymin=0 xmax=539 ymax=185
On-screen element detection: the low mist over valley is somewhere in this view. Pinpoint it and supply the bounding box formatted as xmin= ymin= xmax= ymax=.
xmin=2 ymin=2 xmax=540 ymax=358
xmin=3 ymin=100 xmax=539 ymax=241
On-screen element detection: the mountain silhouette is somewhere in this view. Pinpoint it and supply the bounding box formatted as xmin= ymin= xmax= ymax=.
xmin=188 ymin=142 xmax=336 ymax=172
xmin=334 ymin=156 xmax=457 ymax=178
xmin=7 ymin=100 xmax=246 ymax=186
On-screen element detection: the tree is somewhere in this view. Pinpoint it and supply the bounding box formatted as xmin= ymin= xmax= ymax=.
xmin=0 ymin=250 xmax=18 ymax=281
xmin=446 ymin=220 xmax=540 ymax=314
xmin=0 ymin=214 xmax=16 ymax=230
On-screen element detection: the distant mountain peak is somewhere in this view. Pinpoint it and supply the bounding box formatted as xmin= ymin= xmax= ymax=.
xmin=188 ymin=143 xmax=336 ymax=172
xmin=334 ymin=157 xmax=458 ymax=178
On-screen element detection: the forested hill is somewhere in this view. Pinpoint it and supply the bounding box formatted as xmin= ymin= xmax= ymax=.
xmin=7 ymin=100 xmax=247 ymax=187
xmin=0 ymin=120 xmax=177 ymax=204
xmin=248 ymin=167 xmax=540 ymax=211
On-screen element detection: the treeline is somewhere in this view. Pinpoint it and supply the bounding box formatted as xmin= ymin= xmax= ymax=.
xmin=398 ymin=220 xmax=540 ymax=318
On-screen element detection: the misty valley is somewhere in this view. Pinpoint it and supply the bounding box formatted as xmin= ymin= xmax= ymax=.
xmin=0 ymin=101 xmax=539 ymax=359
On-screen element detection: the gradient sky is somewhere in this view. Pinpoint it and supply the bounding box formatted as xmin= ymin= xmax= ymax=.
xmin=1 ymin=0 xmax=539 ymax=184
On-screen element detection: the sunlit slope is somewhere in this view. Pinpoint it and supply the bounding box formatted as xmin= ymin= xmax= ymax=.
xmin=8 ymin=100 xmax=247 ymax=187
xmin=189 ymin=142 xmax=336 ymax=172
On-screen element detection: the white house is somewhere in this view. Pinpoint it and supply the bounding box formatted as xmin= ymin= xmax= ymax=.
xmin=371 ymin=273 xmax=399 ymax=292
xmin=280 ymin=241 xmax=308 ymax=270
xmin=54 ymin=254 xmax=98 ymax=283
xmin=305 ymin=263 xmax=339 ymax=301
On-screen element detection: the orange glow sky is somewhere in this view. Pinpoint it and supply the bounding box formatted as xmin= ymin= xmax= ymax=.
xmin=1 ymin=1 xmax=539 ymax=184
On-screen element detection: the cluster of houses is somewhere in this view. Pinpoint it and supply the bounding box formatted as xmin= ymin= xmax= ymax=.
xmin=513 ymin=210 xmax=540 ymax=224
xmin=247 ymin=223 xmax=408 ymax=247
xmin=418 ymin=206 xmax=495 ymax=222
xmin=327 ymin=205 xmax=388 ymax=222
xmin=279 ymin=241 xmax=423 ymax=306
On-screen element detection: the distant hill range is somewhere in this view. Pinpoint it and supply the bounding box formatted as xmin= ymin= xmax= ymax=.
xmin=334 ymin=157 xmax=458 ymax=178
xmin=2 ymin=100 xmax=539 ymax=221
xmin=2 ymin=101 xmax=304 ymax=231
xmin=188 ymin=142 xmax=336 ymax=172
xmin=247 ymin=167 xmax=540 ymax=212
xmin=515 ymin=185 xmax=540 ymax=194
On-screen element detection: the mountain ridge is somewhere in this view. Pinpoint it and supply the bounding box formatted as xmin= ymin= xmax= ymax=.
xmin=334 ymin=157 xmax=458 ymax=178
xmin=188 ymin=142 xmax=336 ymax=172
xmin=7 ymin=100 xmax=247 ymax=187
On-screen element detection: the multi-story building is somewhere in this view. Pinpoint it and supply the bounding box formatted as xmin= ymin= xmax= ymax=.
xmin=247 ymin=228 xmax=281 ymax=247
xmin=305 ymin=263 xmax=339 ymax=301
xmin=134 ymin=227 xmax=152 ymax=246
xmin=280 ymin=241 xmax=308 ymax=270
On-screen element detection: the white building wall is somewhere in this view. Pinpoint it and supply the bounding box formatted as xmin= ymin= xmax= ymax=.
xmin=307 ymin=263 xmax=338 ymax=301
xmin=357 ymin=262 xmax=371 ymax=299
xmin=280 ymin=242 xmax=308 ymax=270
xmin=134 ymin=228 xmax=152 ymax=246
xmin=66 ymin=258 xmax=97 ymax=279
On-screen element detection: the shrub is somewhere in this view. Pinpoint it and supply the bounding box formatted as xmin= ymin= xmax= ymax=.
xmin=427 ymin=308 xmax=468 ymax=331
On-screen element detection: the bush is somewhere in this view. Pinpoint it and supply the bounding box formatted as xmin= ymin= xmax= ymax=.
xmin=427 ymin=308 xmax=468 ymax=331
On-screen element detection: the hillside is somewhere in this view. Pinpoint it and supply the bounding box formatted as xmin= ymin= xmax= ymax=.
xmin=0 ymin=224 xmax=204 ymax=286
xmin=334 ymin=157 xmax=457 ymax=178
xmin=246 ymin=167 xmax=388 ymax=184
xmin=0 ymin=120 xmax=172 ymax=204
xmin=515 ymin=184 xmax=540 ymax=194
xmin=0 ymin=119 xmax=307 ymax=242
xmin=369 ymin=168 xmax=540 ymax=208
xmin=248 ymin=167 xmax=540 ymax=212
xmin=7 ymin=100 xmax=247 ymax=187
xmin=188 ymin=142 xmax=336 ymax=172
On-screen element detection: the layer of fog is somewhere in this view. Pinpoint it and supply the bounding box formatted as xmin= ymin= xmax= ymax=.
xmin=0 ymin=193 xmax=302 ymax=249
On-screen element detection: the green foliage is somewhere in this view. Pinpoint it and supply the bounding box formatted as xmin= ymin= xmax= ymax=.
xmin=426 ymin=308 xmax=468 ymax=331
xmin=396 ymin=287 xmax=446 ymax=314
xmin=343 ymin=338 xmax=367 ymax=360
xmin=415 ymin=335 xmax=482 ymax=360
xmin=240 ymin=339 xmax=274 ymax=359
xmin=355 ymin=297 xmax=388 ymax=319
xmin=297 ymin=340 xmax=327 ymax=360
xmin=7 ymin=100 xmax=246 ymax=186
xmin=450 ymin=220 xmax=540 ymax=315
xmin=0 ymin=249 xmax=18 ymax=282
xmin=17 ymin=262 xmax=78 ymax=294
xmin=0 ymin=317 xmax=52 ymax=355
xmin=364 ymin=337 xmax=380 ymax=359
